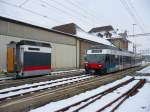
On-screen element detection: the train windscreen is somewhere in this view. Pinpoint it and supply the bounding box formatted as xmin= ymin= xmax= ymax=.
xmin=86 ymin=54 xmax=105 ymax=63
xmin=23 ymin=52 xmax=51 ymax=70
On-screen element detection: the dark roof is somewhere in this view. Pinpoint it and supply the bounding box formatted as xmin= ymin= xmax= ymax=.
xmin=18 ymin=40 xmax=51 ymax=47
xmin=0 ymin=16 xmax=78 ymax=39
xmin=0 ymin=16 xmax=110 ymax=45
xmin=52 ymin=23 xmax=77 ymax=35
xmin=89 ymin=25 xmax=114 ymax=33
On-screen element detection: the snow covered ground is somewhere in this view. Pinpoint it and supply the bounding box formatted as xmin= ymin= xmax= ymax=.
xmin=30 ymin=66 xmax=150 ymax=112
xmin=0 ymin=75 xmax=92 ymax=99
xmin=137 ymin=66 xmax=150 ymax=74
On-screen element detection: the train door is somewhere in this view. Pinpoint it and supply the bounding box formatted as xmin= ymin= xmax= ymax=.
xmin=7 ymin=47 xmax=15 ymax=72
xmin=105 ymin=55 xmax=111 ymax=73
xmin=119 ymin=55 xmax=123 ymax=70
xmin=19 ymin=47 xmax=24 ymax=76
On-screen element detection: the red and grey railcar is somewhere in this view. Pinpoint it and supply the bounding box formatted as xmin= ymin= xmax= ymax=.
xmin=7 ymin=40 xmax=52 ymax=78
xmin=84 ymin=46 xmax=141 ymax=75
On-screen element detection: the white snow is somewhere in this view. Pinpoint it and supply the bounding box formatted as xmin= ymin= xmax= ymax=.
xmin=137 ymin=66 xmax=150 ymax=74
xmin=51 ymin=69 xmax=84 ymax=75
xmin=0 ymin=75 xmax=87 ymax=93
xmin=76 ymin=28 xmax=114 ymax=46
xmin=30 ymin=70 xmax=150 ymax=112
xmin=116 ymin=82 xmax=150 ymax=112
xmin=71 ymin=80 xmax=139 ymax=112
xmin=30 ymin=76 xmax=133 ymax=112
xmin=0 ymin=75 xmax=92 ymax=99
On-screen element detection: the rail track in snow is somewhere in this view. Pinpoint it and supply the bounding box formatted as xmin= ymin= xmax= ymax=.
xmin=0 ymin=66 xmax=145 ymax=112
xmin=0 ymin=70 xmax=85 ymax=89
xmin=55 ymin=78 xmax=145 ymax=112
xmin=0 ymin=75 xmax=93 ymax=101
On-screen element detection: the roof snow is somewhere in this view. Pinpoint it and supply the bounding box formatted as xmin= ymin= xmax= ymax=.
xmin=52 ymin=23 xmax=114 ymax=46
xmin=75 ymin=28 xmax=114 ymax=46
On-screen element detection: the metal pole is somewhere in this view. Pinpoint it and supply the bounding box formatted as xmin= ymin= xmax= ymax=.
xmin=133 ymin=24 xmax=136 ymax=53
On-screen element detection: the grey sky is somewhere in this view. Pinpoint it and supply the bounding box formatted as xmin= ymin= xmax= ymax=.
xmin=0 ymin=0 xmax=149 ymax=52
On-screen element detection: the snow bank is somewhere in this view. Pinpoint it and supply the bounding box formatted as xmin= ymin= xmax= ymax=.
xmin=137 ymin=66 xmax=150 ymax=74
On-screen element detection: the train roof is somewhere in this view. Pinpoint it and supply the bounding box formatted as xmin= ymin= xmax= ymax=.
xmin=17 ymin=40 xmax=51 ymax=47
xmin=90 ymin=45 xmax=119 ymax=50
xmin=87 ymin=45 xmax=137 ymax=57
xmin=89 ymin=45 xmax=135 ymax=54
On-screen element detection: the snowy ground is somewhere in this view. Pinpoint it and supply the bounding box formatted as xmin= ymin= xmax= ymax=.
xmin=0 ymin=75 xmax=92 ymax=99
xmin=30 ymin=66 xmax=150 ymax=112
xmin=0 ymin=69 xmax=84 ymax=80
xmin=137 ymin=66 xmax=150 ymax=74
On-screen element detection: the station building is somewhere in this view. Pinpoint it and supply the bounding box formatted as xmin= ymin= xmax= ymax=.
xmin=89 ymin=26 xmax=130 ymax=50
xmin=0 ymin=17 xmax=112 ymax=73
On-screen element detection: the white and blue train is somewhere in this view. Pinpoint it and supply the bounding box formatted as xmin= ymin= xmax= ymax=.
xmin=84 ymin=46 xmax=142 ymax=74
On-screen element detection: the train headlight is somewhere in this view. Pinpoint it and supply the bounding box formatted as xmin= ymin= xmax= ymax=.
xmin=85 ymin=62 xmax=88 ymax=67
xmin=85 ymin=63 xmax=88 ymax=67
xmin=98 ymin=64 xmax=102 ymax=68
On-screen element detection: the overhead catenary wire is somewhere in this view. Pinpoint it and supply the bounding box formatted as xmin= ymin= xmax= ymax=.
xmin=119 ymin=0 xmax=145 ymax=33
xmin=0 ymin=0 xmax=61 ymax=24
xmin=128 ymin=33 xmax=150 ymax=37
xmin=127 ymin=0 xmax=145 ymax=30
xmin=47 ymin=0 xmax=95 ymax=27
xmin=19 ymin=0 xmax=89 ymax=27
xmin=19 ymin=0 xmax=30 ymax=7
xmin=1 ymin=0 xmax=98 ymax=31
xmin=67 ymin=0 xmax=102 ymax=27
xmin=40 ymin=0 xmax=92 ymax=28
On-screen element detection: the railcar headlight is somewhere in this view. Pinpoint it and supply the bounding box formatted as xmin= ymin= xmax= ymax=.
xmin=84 ymin=62 xmax=88 ymax=67
xmin=98 ymin=64 xmax=102 ymax=67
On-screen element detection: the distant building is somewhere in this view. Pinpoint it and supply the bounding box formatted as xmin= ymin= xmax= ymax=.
xmin=88 ymin=25 xmax=114 ymax=38
xmin=52 ymin=23 xmax=77 ymax=35
xmin=107 ymin=35 xmax=130 ymax=50
xmin=89 ymin=26 xmax=129 ymax=50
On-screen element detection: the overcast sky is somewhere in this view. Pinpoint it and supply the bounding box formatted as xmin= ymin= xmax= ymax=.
xmin=0 ymin=0 xmax=150 ymax=52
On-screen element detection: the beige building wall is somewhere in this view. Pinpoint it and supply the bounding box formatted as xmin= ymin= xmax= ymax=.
xmin=76 ymin=40 xmax=80 ymax=68
xmin=0 ymin=19 xmax=80 ymax=72
xmin=51 ymin=43 xmax=77 ymax=71
xmin=0 ymin=35 xmax=2 ymax=73
xmin=0 ymin=35 xmax=79 ymax=72
xmin=0 ymin=20 xmax=76 ymax=46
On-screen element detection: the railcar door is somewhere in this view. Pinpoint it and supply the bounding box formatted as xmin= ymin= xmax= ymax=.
xmin=105 ymin=55 xmax=111 ymax=73
xmin=7 ymin=47 xmax=15 ymax=72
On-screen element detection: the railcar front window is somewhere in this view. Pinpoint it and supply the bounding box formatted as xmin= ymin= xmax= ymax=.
xmin=23 ymin=52 xmax=51 ymax=67
xmin=86 ymin=54 xmax=105 ymax=63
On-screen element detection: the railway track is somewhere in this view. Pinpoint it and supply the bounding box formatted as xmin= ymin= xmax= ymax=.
xmin=0 ymin=70 xmax=84 ymax=89
xmin=96 ymin=79 xmax=145 ymax=112
xmin=0 ymin=66 xmax=145 ymax=112
xmin=0 ymin=75 xmax=93 ymax=101
xmin=55 ymin=78 xmax=145 ymax=112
